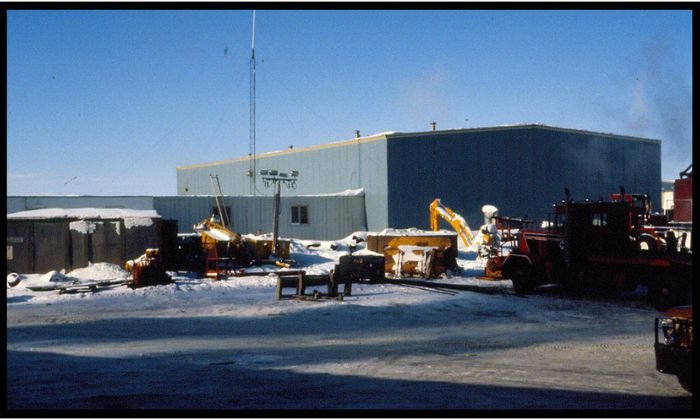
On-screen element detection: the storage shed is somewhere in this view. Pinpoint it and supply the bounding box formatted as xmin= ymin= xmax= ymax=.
xmin=177 ymin=124 xmax=662 ymax=231
xmin=6 ymin=208 xmax=162 ymax=274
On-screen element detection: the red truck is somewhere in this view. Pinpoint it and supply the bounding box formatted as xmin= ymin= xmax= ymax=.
xmin=501 ymin=188 xmax=693 ymax=309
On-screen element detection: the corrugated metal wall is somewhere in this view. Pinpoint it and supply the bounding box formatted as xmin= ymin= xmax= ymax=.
xmin=6 ymin=218 xmax=162 ymax=274
xmin=7 ymin=195 xmax=366 ymax=242
xmin=387 ymin=126 xmax=661 ymax=230
xmin=154 ymin=194 xmax=366 ymax=240
xmin=177 ymin=125 xmax=661 ymax=233
xmin=177 ymin=135 xmax=389 ymax=230
xmin=12 ymin=126 xmax=657 ymax=243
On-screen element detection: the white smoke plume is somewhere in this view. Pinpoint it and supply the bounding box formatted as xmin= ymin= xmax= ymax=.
xmin=626 ymin=39 xmax=692 ymax=180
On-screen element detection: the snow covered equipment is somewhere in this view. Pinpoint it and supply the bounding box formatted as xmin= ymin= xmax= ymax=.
xmin=333 ymin=254 xmax=385 ymax=284
xmin=275 ymin=255 xmax=384 ymax=300
xmin=125 ymin=248 xmax=172 ymax=289
xmin=429 ymin=199 xmax=516 ymax=281
xmin=274 ymin=271 xmax=349 ymax=301
xmin=368 ymin=229 xmax=456 ymax=279
xmin=476 ymin=215 xmax=532 ymax=281
xmin=190 ymin=214 xmax=291 ymax=278
xmin=385 ymin=245 xmax=447 ymax=279
xmin=194 ymin=215 xmax=253 ymax=278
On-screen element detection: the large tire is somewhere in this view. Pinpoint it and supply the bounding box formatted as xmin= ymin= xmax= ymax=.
xmin=648 ymin=282 xmax=672 ymax=311
xmin=679 ymin=377 xmax=693 ymax=394
xmin=638 ymin=235 xmax=657 ymax=254
xmin=650 ymin=274 xmax=692 ymax=310
xmin=511 ymin=265 xmax=535 ymax=294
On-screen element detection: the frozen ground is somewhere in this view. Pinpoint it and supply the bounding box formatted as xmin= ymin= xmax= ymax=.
xmin=5 ymin=235 xmax=693 ymax=411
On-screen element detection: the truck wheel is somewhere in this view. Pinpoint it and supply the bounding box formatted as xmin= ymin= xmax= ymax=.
xmin=648 ymin=283 xmax=672 ymax=311
xmin=678 ymin=377 xmax=693 ymax=393
xmin=638 ymin=235 xmax=657 ymax=253
xmin=651 ymin=276 xmax=692 ymax=310
xmin=511 ymin=267 xmax=535 ymax=294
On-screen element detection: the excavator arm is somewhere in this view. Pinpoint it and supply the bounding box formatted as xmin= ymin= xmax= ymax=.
xmin=429 ymin=198 xmax=476 ymax=249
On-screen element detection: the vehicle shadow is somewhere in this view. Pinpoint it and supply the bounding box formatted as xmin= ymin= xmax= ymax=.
xmin=6 ymin=295 xmax=34 ymax=304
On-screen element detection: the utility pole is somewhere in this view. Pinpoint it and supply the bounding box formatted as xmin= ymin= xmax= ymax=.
xmin=248 ymin=10 xmax=257 ymax=195
xmin=260 ymin=169 xmax=299 ymax=256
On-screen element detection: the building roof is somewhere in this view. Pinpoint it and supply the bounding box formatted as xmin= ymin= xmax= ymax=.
xmin=177 ymin=124 xmax=661 ymax=171
xmin=7 ymin=208 xmax=161 ymax=220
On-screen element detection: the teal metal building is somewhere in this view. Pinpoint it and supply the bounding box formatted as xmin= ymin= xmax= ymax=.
xmin=177 ymin=124 xmax=662 ymax=236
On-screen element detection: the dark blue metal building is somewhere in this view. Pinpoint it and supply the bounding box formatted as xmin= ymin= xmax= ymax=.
xmin=177 ymin=124 xmax=661 ymax=236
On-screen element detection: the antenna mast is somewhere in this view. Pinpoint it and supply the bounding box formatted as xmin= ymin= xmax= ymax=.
xmin=249 ymin=10 xmax=257 ymax=196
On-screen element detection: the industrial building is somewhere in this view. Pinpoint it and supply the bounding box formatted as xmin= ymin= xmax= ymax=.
xmin=177 ymin=124 xmax=662 ymax=233
xmin=7 ymin=125 xmax=662 ymax=246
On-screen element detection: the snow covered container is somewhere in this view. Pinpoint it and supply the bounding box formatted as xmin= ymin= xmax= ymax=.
xmin=6 ymin=208 xmax=162 ymax=274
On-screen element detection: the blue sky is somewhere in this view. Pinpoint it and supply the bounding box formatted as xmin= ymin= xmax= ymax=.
xmin=7 ymin=9 xmax=693 ymax=196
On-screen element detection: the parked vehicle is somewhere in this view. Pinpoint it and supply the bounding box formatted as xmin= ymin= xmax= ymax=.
xmin=655 ymin=306 xmax=693 ymax=393
xmin=501 ymin=188 xmax=692 ymax=308
xmin=429 ymin=198 xmax=514 ymax=280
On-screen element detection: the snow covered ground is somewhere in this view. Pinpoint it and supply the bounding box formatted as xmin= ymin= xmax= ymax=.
xmin=6 ymin=235 xmax=693 ymax=411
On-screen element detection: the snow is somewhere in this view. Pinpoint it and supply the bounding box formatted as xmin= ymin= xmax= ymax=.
xmin=67 ymin=262 xmax=130 ymax=281
xmin=6 ymin=232 xmax=693 ymax=410
xmin=7 ymin=208 xmax=153 ymax=240
xmin=122 ymin=216 xmax=154 ymax=229
xmin=204 ymin=228 xmax=233 ymax=241
xmin=8 ymin=207 xmax=160 ymax=220
xmin=377 ymin=227 xmax=454 ymax=237
xmin=69 ymin=220 xmax=98 ymax=235
xmin=298 ymin=188 xmax=364 ymax=197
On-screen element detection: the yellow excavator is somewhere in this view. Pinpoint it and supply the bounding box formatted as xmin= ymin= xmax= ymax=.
xmin=429 ymin=199 xmax=476 ymax=250
xmin=429 ymin=198 xmax=504 ymax=279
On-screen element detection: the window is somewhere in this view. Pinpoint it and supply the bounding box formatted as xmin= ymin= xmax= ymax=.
xmin=291 ymin=205 xmax=309 ymax=224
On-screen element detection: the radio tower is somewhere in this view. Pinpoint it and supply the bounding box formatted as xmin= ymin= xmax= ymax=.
xmin=249 ymin=10 xmax=257 ymax=195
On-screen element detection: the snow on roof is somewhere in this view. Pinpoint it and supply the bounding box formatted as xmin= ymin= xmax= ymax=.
xmin=356 ymin=131 xmax=396 ymax=139
xmin=7 ymin=208 xmax=161 ymax=220
xmin=298 ymin=188 xmax=364 ymax=197
xmin=375 ymin=228 xmax=456 ymax=237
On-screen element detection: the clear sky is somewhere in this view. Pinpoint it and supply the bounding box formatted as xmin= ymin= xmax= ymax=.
xmin=7 ymin=8 xmax=693 ymax=196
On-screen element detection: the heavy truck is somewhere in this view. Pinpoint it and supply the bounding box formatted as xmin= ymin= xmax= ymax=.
xmin=501 ymin=188 xmax=693 ymax=309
